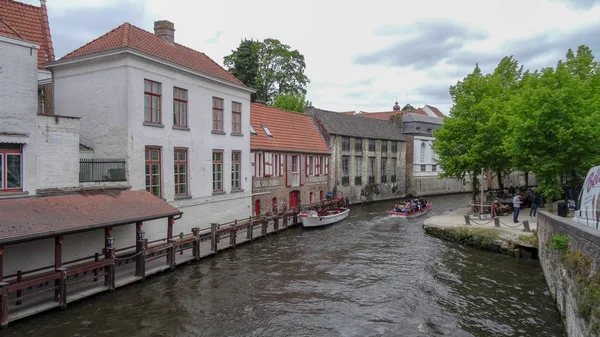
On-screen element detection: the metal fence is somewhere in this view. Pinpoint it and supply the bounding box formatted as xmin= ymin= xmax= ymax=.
xmin=80 ymin=159 xmax=127 ymax=182
xmin=342 ymin=176 xmax=350 ymax=186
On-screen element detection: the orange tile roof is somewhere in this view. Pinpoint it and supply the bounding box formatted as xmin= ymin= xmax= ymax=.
xmin=0 ymin=0 xmax=55 ymax=69
xmin=251 ymin=103 xmax=329 ymax=154
xmin=59 ymin=22 xmax=244 ymax=86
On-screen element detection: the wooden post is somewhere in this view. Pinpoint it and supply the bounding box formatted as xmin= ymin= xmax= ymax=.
xmin=105 ymin=248 xmax=115 ymax=291
xmin=293 ymin=213 xmax=298 ymax=225
xmin=211 ymin=223 xmax=218 ymax=253
xmin=494 ymin=217 xmax=500 ymax=228
xmin=464 ymin=215 xmax=471 ymax=225
xmin=261 ymin=221 xmax=268 ymax=236
xmin=16 ymin=271 xmax=22 ymax=305
xmin=192 ymin=228 xmax=200 ymax=260
xmin=283 ymin=213 xmax=288 ymax=227
xmin=93 ymin=253 xmax=99 ymax=282
xmin=0 ymin=282 xmax=8 ymax=328
xmin=167 ymin=217 xmax=174 ymax=268
xmin=0 ymin=246 xmax=3 ymax=283
xmin=54 ymin=236 xmax=63 ymax=302
xmin=230 ymin=220 xmax=237 ymax=247
xmin=135 ymin=239 xmax=146 ymax=278
xmin=274 ymin=217 xmax=279 ymax=232
xmin=57 ymin=267 xmax=67 ymax=309
xmin=246 ymin=217 xmax=253 ymax=241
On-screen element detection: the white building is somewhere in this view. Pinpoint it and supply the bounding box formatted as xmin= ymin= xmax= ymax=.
xmin=47 ymin=20 xmax=254 ymax=236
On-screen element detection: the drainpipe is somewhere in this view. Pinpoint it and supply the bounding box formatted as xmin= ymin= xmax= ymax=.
xmin=49 ymin=68 xmax=55 ymax=115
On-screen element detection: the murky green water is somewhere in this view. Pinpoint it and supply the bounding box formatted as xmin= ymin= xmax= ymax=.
xmin=5 ymin=194 xmax=565 ymax=337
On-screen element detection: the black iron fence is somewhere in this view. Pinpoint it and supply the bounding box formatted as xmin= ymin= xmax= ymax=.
xmin=80 ymin=159 xmax=127 ymax=182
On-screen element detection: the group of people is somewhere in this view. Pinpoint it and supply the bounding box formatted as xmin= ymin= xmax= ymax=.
xmin=512 ymin=188 xmax=541 ymax=223
xmin=392 ymin=199 xmax=428 ymax=213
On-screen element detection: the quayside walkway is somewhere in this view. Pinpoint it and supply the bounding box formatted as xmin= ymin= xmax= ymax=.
xmin=0 ymin=190 xmax=339 ymax=328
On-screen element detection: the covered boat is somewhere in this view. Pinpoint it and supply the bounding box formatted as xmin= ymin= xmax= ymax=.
xmin=299 ymin=208 xmax=350 ymax=228
xmin=388 ymin=202 xmax=432 ymax=219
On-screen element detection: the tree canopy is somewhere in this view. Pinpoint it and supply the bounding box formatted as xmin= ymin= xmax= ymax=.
xmin=433 ymin=45 xmax=600 ymax=200
xmin=224 ymin=38 xmax=310 ymax=103
xmin=402 ymin=103 xmax=415 ymax=111
xmin=272 ymin=93 xmax=312 ymax=113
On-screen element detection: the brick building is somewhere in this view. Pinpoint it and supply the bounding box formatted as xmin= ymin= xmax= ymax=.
xmin=307 ymin=107 xmax=407 ymax=204
xmin=250 ymin=103 xmax=330 ymax=215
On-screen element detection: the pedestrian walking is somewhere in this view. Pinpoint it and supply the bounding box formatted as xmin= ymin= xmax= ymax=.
xmin=513 ymin=193 xmax=522 ymax=223
xmin=529 ymin=192 xmax=539 ymax=217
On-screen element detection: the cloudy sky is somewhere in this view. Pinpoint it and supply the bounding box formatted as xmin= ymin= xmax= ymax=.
xmin=24 ymin=0 xmax=600 ymax=114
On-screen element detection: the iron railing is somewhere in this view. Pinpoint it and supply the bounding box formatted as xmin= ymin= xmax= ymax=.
xmin=80 ymin=158 xmax=127 ymax=182
xmin=342 ymin=176 xmax=350 ymax=186
xmin=381 ymin=175 xmax=387 ymax=183
xmin=354 ymin=176 xmax=362 ymax=186
xmin=368 ymin=176 xmax=375 ymax=184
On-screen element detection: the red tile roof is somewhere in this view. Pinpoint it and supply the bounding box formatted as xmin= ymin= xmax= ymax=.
xmin=0 ymin=0 xmax=55 ymax=69
xmin=251 ymin=103 xmax=329 ymax=154
xmin=0 ymin=190 xmax=182 ymax=245
xmin=59 ymin=22 xmax=244 ymax=86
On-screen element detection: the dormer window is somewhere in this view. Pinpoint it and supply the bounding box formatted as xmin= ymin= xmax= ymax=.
xmin=250 ymin=125 xmax=257 ymax=135
xmin=262 ymin=125 xmax=273 ymax=137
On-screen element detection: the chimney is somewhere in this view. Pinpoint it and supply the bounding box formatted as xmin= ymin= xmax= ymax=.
xmin=154 ymin=20 xmax=175 ymax=44
xmin=389 ymin=113 xmax=403 ymax=130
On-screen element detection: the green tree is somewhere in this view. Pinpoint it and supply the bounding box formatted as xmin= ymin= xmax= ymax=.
xmin=402 ymin=103 xmax=415 ymax=111
xmin=505 ymin=46 xmax=600 ymax=200
xmin=224 ymin=38 xmax=310 ymax=103
xmin=272 ymin=93 xmax=312 ymax=113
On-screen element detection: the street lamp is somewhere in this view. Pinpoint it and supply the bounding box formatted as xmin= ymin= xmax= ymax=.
xmin=106 ymin=236 xmax=114 ymax=249
xmin=138 ymin=230 xmax=145 ymax=240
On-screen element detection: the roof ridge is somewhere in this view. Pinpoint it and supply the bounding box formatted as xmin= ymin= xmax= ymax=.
xmin=4 ymin=0 xmax=41 ymax=10
xmin=39 ymin=1 xmax=54 ymax=61
xmin=121 ymin=22 xmax=130 ymax=46
xmin=61 ymin=22 xmax=129 ymax=60
xmin=251 ymin=103 xmax=311 ymax=118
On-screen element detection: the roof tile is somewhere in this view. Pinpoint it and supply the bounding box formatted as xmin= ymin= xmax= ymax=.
xmin=59 ymin=22 xmax=244 ymax=86
xmin=251 ymin=103 xmax=329 ymax=154
xmin=0 ymin=0 xmax=54 ymax=69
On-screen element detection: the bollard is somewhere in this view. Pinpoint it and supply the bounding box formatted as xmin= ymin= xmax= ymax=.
xmin=494 ymin=218 xmax=500 ymax=228
xmin=247 ymin=216 xmax=253 ymax=241
xmin=57 ymin=267 xmax=67 ymax=309
xmin=464 ymin=215 xmax=471 ymax=225
xmin=231 ymin=220 xmax=237 ymax=247
xmin=523 ymin=220 xmax=531 ymax=232
xmin=192 ymin=228 xmax=200 ymax=260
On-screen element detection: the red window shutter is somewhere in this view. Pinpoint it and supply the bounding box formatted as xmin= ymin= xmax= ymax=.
xmin=286 ymin=155 xmax=292 ymax=187
xmin=300 ymin=155 xmax=305 ymax=186
xmin=251 ymin=153 xmax=256 ymax=177
xmin=325 ymin=157 xmax=329 ymax=175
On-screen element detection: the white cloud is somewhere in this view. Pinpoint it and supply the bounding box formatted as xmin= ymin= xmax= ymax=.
xmin=36 ymin=0 xmax=600 ymax=114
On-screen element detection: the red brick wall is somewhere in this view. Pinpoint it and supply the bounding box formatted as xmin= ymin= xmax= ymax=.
xmin=38 ymin=83 xmax=53 ymax=115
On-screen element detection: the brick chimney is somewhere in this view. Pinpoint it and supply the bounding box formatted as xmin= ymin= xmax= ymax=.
xmin=154 ymin=20 xmax=175 ymax=44
xmin=390 ymin=113 xmax=403 ymax=130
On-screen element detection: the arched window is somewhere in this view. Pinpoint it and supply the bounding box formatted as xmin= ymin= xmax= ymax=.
xmin=420 ymin=142 xmax=426 ymax=163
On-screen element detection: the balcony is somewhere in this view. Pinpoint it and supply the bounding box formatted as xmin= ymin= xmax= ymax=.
xmin=342 ymin=176 xmax=350 ymax=186
xmin=80 ymin=159 xmax=126 ymax=183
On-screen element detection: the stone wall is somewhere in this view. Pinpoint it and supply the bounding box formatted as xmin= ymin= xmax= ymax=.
xmin=252 ymin=175 xmax=328 ymax=215
xmin=412 ymin=176 xmax=473 ymax=197
xmin=538 ymin=211 xmax=600 ymax=337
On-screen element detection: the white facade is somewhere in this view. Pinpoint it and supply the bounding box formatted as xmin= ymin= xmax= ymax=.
xmin=413 ymin=135 xmax=441 ymax=177
xmin=51 ymin=52 xmax=253 ymax=235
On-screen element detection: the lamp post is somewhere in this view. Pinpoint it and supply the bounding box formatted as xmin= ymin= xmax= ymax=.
xmin=106 ymin=236 xmax=114 ymax=249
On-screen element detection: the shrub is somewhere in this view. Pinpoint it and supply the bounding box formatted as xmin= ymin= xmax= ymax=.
xmin=551 ymin=234 xmax=568 ymax=250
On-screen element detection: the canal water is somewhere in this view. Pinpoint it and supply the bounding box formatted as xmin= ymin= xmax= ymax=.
xmin=5 ymin=193 xmax=565 ymax=337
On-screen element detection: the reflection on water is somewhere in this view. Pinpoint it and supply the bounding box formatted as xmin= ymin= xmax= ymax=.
xmin=5 ymin=194 xmax=565 ymax=337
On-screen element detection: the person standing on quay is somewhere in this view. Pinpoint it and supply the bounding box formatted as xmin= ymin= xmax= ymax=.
xmin=513 ymin=193 xmax=522 ymax=223
xmin=529 ymin=192 xmax=539 ymax=217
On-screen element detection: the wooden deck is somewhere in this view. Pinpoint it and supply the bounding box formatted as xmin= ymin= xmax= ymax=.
xmin=0 ymin=211 xmax=301 ymax=327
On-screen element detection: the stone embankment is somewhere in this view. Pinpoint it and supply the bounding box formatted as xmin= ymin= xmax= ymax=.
xmin=423 ymin=207 xmax=538 ymax=258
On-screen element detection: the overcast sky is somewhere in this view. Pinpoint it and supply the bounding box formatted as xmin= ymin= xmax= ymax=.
xmin=25 ymin=0 xmax=600 ymax=114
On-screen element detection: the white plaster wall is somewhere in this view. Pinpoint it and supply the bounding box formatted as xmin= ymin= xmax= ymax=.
xmin=4 ymin=238 xmax=53 ymax=276
xmin=36 ymin=115 xmax=80 ymax=189
xmin=413 ymin=136 xmax=442 ymax=177
xmin=0 ymin=36 xmax=40 ymax=194
xmin=52 ymin=55 xmax=130 ymax=160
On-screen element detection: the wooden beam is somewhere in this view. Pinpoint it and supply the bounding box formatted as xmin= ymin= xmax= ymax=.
xmin=55 ymin=236 xmax=63 ymax=269
xmin=167 ymin=216 xmax=174 ymax=240
xmin=0 ymin=246 xmax=4 ymax=282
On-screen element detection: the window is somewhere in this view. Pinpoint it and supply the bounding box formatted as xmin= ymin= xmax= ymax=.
xmin=212 ymin=151 xmax=223 ymax=192
xmin=174 ymin=148 xmax=188 ymax=196
xmin=432 ymin=165 xmax=437 ymax=172
xmin=145 ymin=147 xmax=161 ymax=197
xmin=256 ymin=153 xmax=263 ymax=177
xmin=173 ymin=87 xmax=188 ymax=127
xmin=274 ymin=154 xmax=280 ymax=176
xmin=325 ymin=157 xmax=329 ymax=175
xmin=262 ymin=125 xmax=273 ymax=137
xmin=232 ymin=151 xmax=241 ymax=190
xmin=307 ymin=156 xmax=314 ymax=176
xmin=250 ymin=125 xmax=257 ymax=135
xmin=381 ymin=157 xmax=387 ymax=183
xmin=354 ymin=156 xmax=362 ymax=176
xmin=292 ymin=156 xmax=299 ymax=173
xmin=318 ymin=157 xmax=324 ymax=175
xmin=421 ymin=164 xmax=426 ymax=171
xmin=391 ymin=157 xmax=397 ymax=182
xmin=392 ymin=141 xmax=398 ymax=153
xmin=264 ymin=153 xmax=273 ymax=176
xmin=342 ymin=155 xmax=350 ymax=178
xmin=232 ymin=102 xmax=242 ymax=134
xmin=342 ymin=137 xmax=350 ymax=151
xmin=251 ymin=153 xmax=256 ymax=177
xmin=355 ymin=138 xmax=363 ymax=152
xmin=381 ymin=141 xmax=388 ymax=152
xmin=420 ymin=142 xmax=426 ymax=163
xmin=368 ymin=157 xmax=375 ymax=183
xmin=212 ymin=97 xmax=224 ymax=132
xmin=0 ymin=144 xmax=22 ymax=191
xmin=309 ymin=192 xmax=314 ymax=204
xmin=144 ymin=80 xmax=161 ymax=124
xmin=369 ymin=139 xmax=376 ymax=152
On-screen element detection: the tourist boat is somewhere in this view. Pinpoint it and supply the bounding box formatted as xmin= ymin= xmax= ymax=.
xmin=388 ymin=202 xmax=433 ymax=219
xmin=299 ymin=208 xmax=350 ymax=228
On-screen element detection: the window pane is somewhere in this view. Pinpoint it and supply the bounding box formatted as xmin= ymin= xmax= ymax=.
xmin=182 ymin=90 xmax=188 ymax=100
xmin=0 ymin=155 xmax=3 ymax=189
xmin=173 ymin=108 xmax=179 ymax=125
xmin=153 ymin=82 xmax=161 ymax=94
xmin=145 ymin=149 xmax=149 ymax=161
xmin=151 ymin=150 xmax=159 ymax=161
xmin=180 ymin=163 xmax=187 ymax=174
xmin=6 ymin=154 xmax=21 ymax=188
xmin=145 ymin=80 xmax=150 ymax=92
xmin=173 ymin=87 xmax=178 ymax=98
